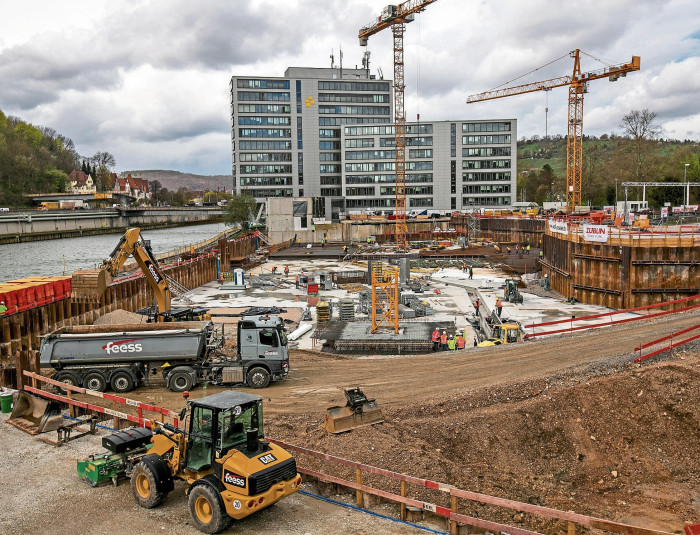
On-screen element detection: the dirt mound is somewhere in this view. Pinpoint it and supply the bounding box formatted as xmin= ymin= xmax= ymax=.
xmin=268 ymin=351 xmax=700 ymax=532
xmin=93 ymin=309 xmax=146 ymax=325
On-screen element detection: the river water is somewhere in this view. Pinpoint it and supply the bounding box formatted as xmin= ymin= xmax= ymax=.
xmin=0 ymin=222 xmax=228 ymax=283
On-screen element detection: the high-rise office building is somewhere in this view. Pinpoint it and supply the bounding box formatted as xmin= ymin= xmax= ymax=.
xmin=230 ymin=66 xmax=393 ymax=220
xmin=230 ymin=66 xmax=516 ymax=219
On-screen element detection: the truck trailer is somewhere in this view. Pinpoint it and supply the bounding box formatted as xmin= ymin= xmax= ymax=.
xmin=39 ymin=316 xmax=289 ymax=393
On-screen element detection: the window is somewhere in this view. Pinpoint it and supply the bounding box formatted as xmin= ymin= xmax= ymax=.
xmin=320 ymin=141 xmax=341 ymax=150
xmin=237 ymin=92 xmax=290 ymax=101
xmin=237 ymin=104 xmax=291 ymax=113
xmin=320 ymin=152 xmax=341 ymax=161
xmin=380 ymin=137 xmax=432 ymax=147
xmin=321 ymin=176 xmax=342 ymax=185
xmin=346 ymin=187 xmax=375 ymax=196
xmin=186 ymin=406 xmax=214 ymax=471
xmin=318 ymin=93 xmax=390 ymax=103
xmin=241 ymin=188 xmax=293 ymax=197
xmin=319 ymin=117 xmax=390 ymax=126
xmin=345 ymin=150 xmax=395 ymax=160
xmin=259 ymin=329 xmax=279 ymax=347
xmin=238 ymin=128 xmax=291 ymax=138
xmin=238 ymin=116 xmax=290 ymax=126
xmin=240 ymin=176 xmax=292 ymax=186
xmin=319 ymin=105 xmax=391 ymax=115
xmin=451 ymin=123 xmax=456 ymax=158
xmin=462 ymin=135 xmax=511 ymax=145
xmin=237 ymin=79 xmax=290 ymax=89
xmin=462 ymin=122 xmax=511 ymax=133
xmin=319 ymin=129 xmax=341 ymax=138
xmin=345 ymin=173 xmax=432 ymax=184
xmin=239 ymin=153 xmax=292 ymax=162
xmin=345 ymin=138 xmax=375 ymax=148
xmin=463 ymin=172 xmax=512 ymax=182
xmin=240 ymin=164 xmax=292 ymax=174
xmin=239 ymin=140 xmax=292 ymax=150
xmin=462 ymin=159 xmax=511 ymax=169
xmin=321 ymin=187 xmax=342 ymax=196
xmin=320 ymin=164 xmax=341 ymax=173
xmin=462 ymin=147 xmax=511 ymax=157
xmin=462 ymin=184 xmax=511 ymax=194
xmin=410 ymin=197 xmax=433 ymax=207
xmin=462 ymin=196 xmax=511 ymax=206
xmin=408 ymin=149 xmax=433 ymax=158
xmin=218 ymin=402 xmax=263 ymax=451
xmin=318 ymin=81 xmax=391 ymax=92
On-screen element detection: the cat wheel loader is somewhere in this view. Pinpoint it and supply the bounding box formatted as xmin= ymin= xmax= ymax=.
xmin=78 ymin=391 xmax=301 ymax=534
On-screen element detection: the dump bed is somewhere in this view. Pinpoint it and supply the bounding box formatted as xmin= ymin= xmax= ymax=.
xmin=40 ymin=321 xmax=212 ymax=367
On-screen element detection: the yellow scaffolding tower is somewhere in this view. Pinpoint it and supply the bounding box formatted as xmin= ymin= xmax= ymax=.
xmin=371 ymin=263 xmax=399 ymax=334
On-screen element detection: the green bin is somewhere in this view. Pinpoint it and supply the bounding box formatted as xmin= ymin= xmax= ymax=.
xmin=0 ymin=393 xmax=13 ymax=414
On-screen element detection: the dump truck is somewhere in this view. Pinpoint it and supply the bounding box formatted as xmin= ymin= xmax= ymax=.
xmin=77 ymin=391 xmax=301 ymax=533
xmin=40 ymin=316 xmax=289 ymax=393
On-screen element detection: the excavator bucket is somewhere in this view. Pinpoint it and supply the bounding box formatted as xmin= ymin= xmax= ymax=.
xmin=71 ymin=269 xmax=112 ymax=302
xmin=7 ymin=391 xmax=64 ymax=435
xmin=323 ymin=387 xmax=384 ymax=434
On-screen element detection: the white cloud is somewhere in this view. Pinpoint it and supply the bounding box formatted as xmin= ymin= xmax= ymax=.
xmin=0 ymin=0 xmax=698 ymax=174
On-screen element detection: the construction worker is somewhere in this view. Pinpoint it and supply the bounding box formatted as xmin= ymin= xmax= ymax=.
xmin=495 ymin=297 xmax=503 ymax=317
xmin=284 ymin=265 xmax=289 ymax=277
xmin=469 ymin=266 xmax=473 ymax=280
xmin=462 ymin=261 xmax=466 ymax=273
xmin=474 ymin=297 xmax=480 ymax=315
xmin=343 ymin=245 xmax=348 ymax=254
xmin=295 ymin=274 xmax=299 ymax=289
xmin=367 ymin=236 xmax=371 ymax=245
xmin=456 ymin=331 xmax=466 ymax=350
xmin=506 ymin=246 xmax=511 ymax=254
xmin=431 ymin=327 xmax=441 ymax=351
xmin=526 ymin=244 xmax=531 ymax=254
xmin=447 ymin=335 xmax=457 ymax=351
xmin=539 ymin=250 xmax=544 ymax=259
xmin=440 ymin=330 xmax=448 ymax=351
xmin=0 ymin=301 xmax=6 ymax=316
xmin=297 ymin=237 xmax=301 ymax=247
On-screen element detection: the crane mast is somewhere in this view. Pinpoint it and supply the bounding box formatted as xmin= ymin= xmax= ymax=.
xmin=467 ymin=49 xmax=640 ymax=213
xmin=359 ymin=0 xmax=437 ymax=251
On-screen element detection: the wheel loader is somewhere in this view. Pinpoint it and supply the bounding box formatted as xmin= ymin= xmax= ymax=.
xmin=77 ymin=391 xmax=301 ymax=534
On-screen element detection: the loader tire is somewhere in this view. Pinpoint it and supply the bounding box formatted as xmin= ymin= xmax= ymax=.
xmin=246 ymin=366 xmax=270 ymax=389
xmin=188 ymin=484 xmax=232 ymax=534
xmin=131 ymin=460 xmax=170 ymax=509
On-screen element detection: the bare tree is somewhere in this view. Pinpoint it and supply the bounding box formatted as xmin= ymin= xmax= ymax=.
xmin=618 ymin=109 xmax=663 ymax=182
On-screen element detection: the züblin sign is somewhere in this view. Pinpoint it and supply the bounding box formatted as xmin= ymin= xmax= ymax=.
xmin=582 ymin=224 xmax=609 ymax=243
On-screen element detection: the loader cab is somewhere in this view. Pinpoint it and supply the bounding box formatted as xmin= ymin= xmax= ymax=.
xmin=185 ymin=391 xmax=264 ymax=472
xmin=478 ymin=324 xmax=523 ymax=346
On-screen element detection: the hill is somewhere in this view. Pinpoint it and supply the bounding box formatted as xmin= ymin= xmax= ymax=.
xmin=121 ymin=170 xmax=233 ymax=192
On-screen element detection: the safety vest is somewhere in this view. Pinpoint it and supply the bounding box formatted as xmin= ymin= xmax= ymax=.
xmin=440 ymin=333 xmax=448 ymax=344
xmin=431 ymin=330 xmax=441 ymax=342
xmin=496 ymin=299 xmax=502 ymax=308
xmin=447 ymin=338 xmax=456 ymax=350
xmin=456 ymin=336 xmax=466 ymax=349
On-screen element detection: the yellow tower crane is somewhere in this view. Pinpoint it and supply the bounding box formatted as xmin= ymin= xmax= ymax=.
xmin=467 ymin=49 xmax=640 ymax=213
xmin=359 ymin=0 xmax=437 ymax=251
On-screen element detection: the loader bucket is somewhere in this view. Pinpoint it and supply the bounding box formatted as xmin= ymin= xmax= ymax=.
xmin=71 ymin=269 xmax=112 ymax=302
xmin=6 ymin=391 xmax=64 ymax=435
xmin=323 ymin=387 xmax=384 ymax=434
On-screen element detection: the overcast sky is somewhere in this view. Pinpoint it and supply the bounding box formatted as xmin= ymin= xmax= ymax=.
xmin=1 ymin=0 xmax=699 ymax=175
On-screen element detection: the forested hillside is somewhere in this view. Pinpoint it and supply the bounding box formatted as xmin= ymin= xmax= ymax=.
xmin=517 ymin=111 xmax=699 ymax=207
xmin=0 ymin=109 xmax=79 ymax=207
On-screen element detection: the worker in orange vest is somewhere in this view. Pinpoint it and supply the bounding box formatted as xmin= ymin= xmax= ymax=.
xmin=284 ymin=265 xmax=289 ymax=277
xmin=440 ymin=331 xmax=448 ymax=351
xmin=295 ymin=274 xmax=299 ymax=289
xmin=474 ymin=298 xmax=480 ymax=315
xmin=495 ymin=297 xmax=503 ymax=317
xmin=456 ymin=331 xmax=466 ymax=350
xmin=431 ymin=327 xmax=441 ymax=351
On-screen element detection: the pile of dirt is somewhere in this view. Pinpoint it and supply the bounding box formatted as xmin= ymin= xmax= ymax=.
xmin=93 ymin=309 xmax=146 ymax=325
xmin=268 ymin=351 xmax=700 ymax=533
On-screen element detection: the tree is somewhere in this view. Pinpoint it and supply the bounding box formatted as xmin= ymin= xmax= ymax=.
xmin=91 ymin=151 xmax=116 ymax=192
xmin=149 ymin=180 xmax=163 ymax=205
xmin=618 ymin=109 xmax=662 ymax=182
xmin=224 ymin=194 xmax=257 ymax=229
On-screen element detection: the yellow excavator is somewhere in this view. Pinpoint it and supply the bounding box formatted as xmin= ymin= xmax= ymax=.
xmin=72 ymin=227 xmax=205 ymax=322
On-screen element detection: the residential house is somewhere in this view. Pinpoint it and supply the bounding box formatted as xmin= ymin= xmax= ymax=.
xmin=69 ymin=170 xmax=96 ymax=194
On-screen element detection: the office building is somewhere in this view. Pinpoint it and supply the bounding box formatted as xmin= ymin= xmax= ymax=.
xmin=230 ymin=66 xmax=516 ymax=219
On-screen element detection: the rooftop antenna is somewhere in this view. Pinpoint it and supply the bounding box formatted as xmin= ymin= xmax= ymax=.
xmin=339 ymin=46 xmax=343 ymax=77
xmin=377 ymin=66 xmax=383 ymax=79
xmin=362 ymin=50 xmax=371 ymax=74
xmin=330 ymin=49 xmax=335 ymax=69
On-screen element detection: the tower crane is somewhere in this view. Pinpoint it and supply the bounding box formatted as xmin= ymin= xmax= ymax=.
xmin=467 ymin=49 xmax=640 ymax=213
xmin=359 ymin=0 xmax=437 ymax=251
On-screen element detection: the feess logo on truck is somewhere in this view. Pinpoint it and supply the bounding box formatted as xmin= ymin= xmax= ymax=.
xmin=102 ymin=339 xmax=143 ymax=354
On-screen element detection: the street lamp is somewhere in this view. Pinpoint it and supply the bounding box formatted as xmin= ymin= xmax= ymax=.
xmin=615 ymin=178 xmax=618 ymax=206
xmin=684 ymin=163 xmax=690 ymax=206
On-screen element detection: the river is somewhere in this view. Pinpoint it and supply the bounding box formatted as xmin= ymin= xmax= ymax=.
xmin=0 ymin=222 xmax=228 ymax=283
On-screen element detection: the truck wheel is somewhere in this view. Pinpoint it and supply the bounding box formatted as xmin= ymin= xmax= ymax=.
xmin=169 ymin=370 xmax=194 ymax=392
xmin=111 ymin=370 xmax=135 ymax=393
xmin=247 ymin=367 xmax=270 ymax=389
xmin=131 ymin=461 xmax=169 ymax=509
xmin=83 ymin=371 xmax=107 ymax=392
xmin=54 ymin=371 xmax=80 ymax=394
xmin=188 ymin=484 xmax=232 ymax=534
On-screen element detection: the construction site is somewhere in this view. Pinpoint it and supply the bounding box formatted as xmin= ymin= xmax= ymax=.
xmin=1 ymin=2 xmax=700 ymax=535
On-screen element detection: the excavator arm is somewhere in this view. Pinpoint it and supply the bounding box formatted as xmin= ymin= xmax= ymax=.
xmin=71 ymin=227 xmax=171 ymax=318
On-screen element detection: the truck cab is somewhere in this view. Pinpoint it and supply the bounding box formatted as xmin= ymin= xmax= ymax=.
xmin=236 ymin=315 xmax=289 ymax=388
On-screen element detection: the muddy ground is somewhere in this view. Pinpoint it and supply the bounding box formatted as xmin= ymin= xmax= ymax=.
xmin=2 ymin=312 xmax=699 ymax=534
